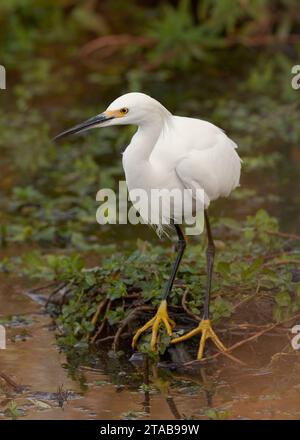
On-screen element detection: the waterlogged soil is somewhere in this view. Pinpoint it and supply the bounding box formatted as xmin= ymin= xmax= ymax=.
xmin=1 ymin=273 xmax=300 ymax=420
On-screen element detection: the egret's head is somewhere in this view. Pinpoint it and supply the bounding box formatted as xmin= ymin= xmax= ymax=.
xmin=54 ymin=92 xmax=170 ymax=141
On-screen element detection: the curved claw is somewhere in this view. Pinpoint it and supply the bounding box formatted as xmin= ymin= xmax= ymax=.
xmin=132 ymin=300 xmax=175 ymax=351
xmin=171 ymin=319 xmax=227 ymax=361
xmin=132 ymin=316 xmax=156 ymax=349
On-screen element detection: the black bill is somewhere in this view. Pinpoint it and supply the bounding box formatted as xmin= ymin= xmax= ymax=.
xmin=53 ymin=113 xmax=114 ymax=141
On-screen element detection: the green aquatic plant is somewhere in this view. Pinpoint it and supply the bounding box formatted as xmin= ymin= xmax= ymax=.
xmin=6 ymin=209 xmax=298 ymax=358
xmin=4 ymin=401 xmax=23 ymax=420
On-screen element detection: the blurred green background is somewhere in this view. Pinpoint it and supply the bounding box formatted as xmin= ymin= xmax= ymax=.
xmin=1 ymin=0 xmax=300 ymax=252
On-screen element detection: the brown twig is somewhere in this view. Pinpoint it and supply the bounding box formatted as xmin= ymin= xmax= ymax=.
xmin=264 ymin=259 xmax=300 ymax=267
xmin=45 ymin=282 xmax=68 ymax=307
xmin=91 ymin=298 xmax=107 ymax=327
xmin=224 ymin=323 xmax=270 ymax=330
xmin=225 ymin=34 xmax=300 ymax=48
xmin=28 ymin=282 xmax=57 ymax=293
xmin=260 ymin=250 xmax=297 ymax=262
xmin=112 ymin=306 xmax=153 ymax=352
xmin=95 ymin=333 xmax=130 ymax=343
xmin=79 ymin=34 xmax=154 ymax=57
xmin=215 ymin=350 xmax=247 ymax=366
xmin=266 ymin=230 xmax=300 ymax=241
xmin=0 ymin=372 xmax=22 ymax=392
xmin=90 ymin=300 xmax=111 ymax=345
xmin=126 ymin=293 xmax=141 ymax=300
xmin=232 ymin=282 xmax=260 ymax=312
xmin=181 ymin=290 xmax=201 ymax=322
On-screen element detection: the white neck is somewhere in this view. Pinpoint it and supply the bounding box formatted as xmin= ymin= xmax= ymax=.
xmin=123 ymin=113 xmax=167 ymax=171
xmin=134 ymin=117 xmax=164 ymax=160
xmin=122 ymin=104 xmax=172 ymax=188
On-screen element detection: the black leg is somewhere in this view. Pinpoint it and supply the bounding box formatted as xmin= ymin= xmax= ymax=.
xmin=162 ymin=224 xmax=186 ymax=300
xmin=132 ymin=223 xmax=186 ymax=349
xmin=203 ymin=210 xmax=215 ymax=320
xmin=171 ymin=211 xmax=227 ymax=359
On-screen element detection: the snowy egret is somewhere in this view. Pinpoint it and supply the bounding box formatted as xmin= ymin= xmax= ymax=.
xmin=54 ymin=92 xmax=241 ymax=360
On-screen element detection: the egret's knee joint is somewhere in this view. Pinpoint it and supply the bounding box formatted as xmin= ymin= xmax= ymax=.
xmin=206 ymin=244 xmax=215 ymax=258
xmin=177 ymin=239 xmax=186 ymax=250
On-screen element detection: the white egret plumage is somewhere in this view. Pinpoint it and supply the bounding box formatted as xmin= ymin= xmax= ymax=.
xmin=55 ymin=92 xmax=241 ymax=360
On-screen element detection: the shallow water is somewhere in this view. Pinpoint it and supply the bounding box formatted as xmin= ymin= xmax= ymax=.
xmin=1 ymin=273 xmax=300 ymax=420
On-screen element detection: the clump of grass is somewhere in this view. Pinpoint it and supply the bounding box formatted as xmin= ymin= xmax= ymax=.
xmin=11 ymin=209 xmax=300 ymax=360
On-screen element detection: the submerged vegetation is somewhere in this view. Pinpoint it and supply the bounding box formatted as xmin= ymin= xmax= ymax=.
xmin=1 ymin=1 xmax=300 ymax=366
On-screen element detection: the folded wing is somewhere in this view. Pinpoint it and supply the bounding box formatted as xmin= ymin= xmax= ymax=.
xmin=175 ymin=133 xmax=241 ymax=207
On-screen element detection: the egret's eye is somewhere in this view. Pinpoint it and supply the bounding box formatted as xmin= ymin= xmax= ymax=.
xmin=120 ymin=107 xmax=129 ymax=115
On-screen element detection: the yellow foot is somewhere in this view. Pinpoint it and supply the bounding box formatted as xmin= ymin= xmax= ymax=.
xmin=132 ymin=300 xmax=175 ymax=351
xmin=171 ymin=319 xmax=227 ymax=360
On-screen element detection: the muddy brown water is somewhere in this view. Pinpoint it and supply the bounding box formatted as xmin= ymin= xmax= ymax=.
xmin=1 ymin=271 xmax=300 ymax=420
